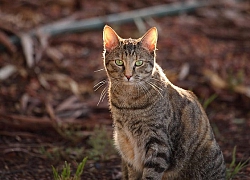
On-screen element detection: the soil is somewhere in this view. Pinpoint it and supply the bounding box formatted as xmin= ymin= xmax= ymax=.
xmin=0 ymin=0 xmax=250 ymax=179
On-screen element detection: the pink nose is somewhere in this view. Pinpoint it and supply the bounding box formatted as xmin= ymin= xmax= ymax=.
xmin=125 ymin=75 xmax=132 ymax=81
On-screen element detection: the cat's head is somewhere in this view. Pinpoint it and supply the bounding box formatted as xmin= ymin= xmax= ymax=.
xmin=103 ymin=25 xmax=158 ymax=85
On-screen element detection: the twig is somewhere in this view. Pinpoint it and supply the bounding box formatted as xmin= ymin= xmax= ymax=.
xmin=0 ymin=30 xmax=16 ymax=53
xmin=134 ymin=18 xmax=147 ymax=35
xmin=3 ymin=147 xmax=46 ymax=158
xmin=0 ymin=113 xmax=112 ymax=131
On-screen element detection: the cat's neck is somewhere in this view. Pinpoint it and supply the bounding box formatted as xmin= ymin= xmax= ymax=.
xmin=152 ymin=63 xmax=169 ymax=83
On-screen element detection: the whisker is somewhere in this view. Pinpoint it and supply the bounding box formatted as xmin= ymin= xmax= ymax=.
xmin=148 ymin=81 xmax=163 ymax=91
xmin=141 ymin=85 xmax=149 ymax=99
xmin=94 ymin=80 xmax=106 ymax=87
xmin=146 ymin=81 xmax=163 ymax=98
xmin=94 ymin=80 xmax=106 ymax=91
xmin=97 ymin=86 xmax=108 ymax=106
xmin=139 ymin=82 xmax=152 ymax=99
xmin=100 ymin=88 xmax=108 ymax=102
xmin=150 ymin=77 xmax=164 ymax=84
xmin=94 ymin=68 xmax=105 ymax=73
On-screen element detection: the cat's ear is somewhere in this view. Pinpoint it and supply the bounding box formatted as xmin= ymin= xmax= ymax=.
xmin=103 ymin=25 xmax=120 ymax=52
xmin=141 ymin=27 xmax=158 ymax=52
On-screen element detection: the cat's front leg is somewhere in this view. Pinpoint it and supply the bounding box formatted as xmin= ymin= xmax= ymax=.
xmin=142 ymin=139 xmax=171 ymax=180
xmin=122 ymin=159 xmax=141 ymax=180
xmin=142 ymin=168 xmax=164 ymax=180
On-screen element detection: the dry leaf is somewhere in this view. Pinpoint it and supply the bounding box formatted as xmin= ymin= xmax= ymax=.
xmin=234 ymin=85 xmax=250 ymax=98
xmin=203 ymin=69 xmax=227 ymax=89
xmin=0 ymin=65 xmax=17 ymax=80
xmin=20 ymin=93 xmax=29 ymax=112
xmin=178 ymin=63 xmax=190 ymax=81
xmin=20 ymin=33 xmax=34 ymax=67
xmin=35 ymin=31 xmax=48 ymax=64
xmin=38 ymin=75 xmax=50 ymax=89
xmin=203 ymin=69 xmax=250 ymax=98
xmin=41 ymin=73 xmax=80 ymax=95
xmin=55 ymin=95 xmax=78 ymax=112
xmin=45 ymin=101 xmax=56 ymax=120
xmin=45 ymin=47 xmax=64 ymax=64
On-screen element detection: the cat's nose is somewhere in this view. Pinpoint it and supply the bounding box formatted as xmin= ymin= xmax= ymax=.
xmin=125 ymin=75 xmax=132 ymax=81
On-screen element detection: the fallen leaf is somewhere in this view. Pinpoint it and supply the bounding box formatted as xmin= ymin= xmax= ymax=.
xmin=234 ymin=85 xmax=250 ymax=98
xmin=45 ymin=101 xmax=56 ymax=120
xmin=20 ymin=33 xmax=34 ymax=68
xmin=203 ymin=69 xmax=227 ymax=89
xmin=41 ymin=73 xmax=80 ymax=95
xmin=55 ymin=95 xmax=78 ymax=112
xmin=0 ymin=65 xmax=17 ymax=80
xmin=20 ymin=93 xmax=29 ymax=112
xmin=45 ymin=47 xmax=64 ymax=65
xmin=178 ymin=63 xmax=190 ymax=81
xmin=203 ymin=69 xmax=250 ymax=98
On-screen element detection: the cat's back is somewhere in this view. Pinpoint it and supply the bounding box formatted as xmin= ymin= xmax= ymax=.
xmin=165 ymin=84 xmax=226 ymax=179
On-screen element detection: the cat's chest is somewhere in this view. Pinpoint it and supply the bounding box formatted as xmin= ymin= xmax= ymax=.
xmin=114 ymin=127 xmax=144 ymax=171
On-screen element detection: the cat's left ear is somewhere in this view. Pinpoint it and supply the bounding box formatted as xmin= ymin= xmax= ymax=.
xmin=141 ymin=27 xmax=158 ymax=52
xmin=103 ymin=25 xmax=120 ymax=52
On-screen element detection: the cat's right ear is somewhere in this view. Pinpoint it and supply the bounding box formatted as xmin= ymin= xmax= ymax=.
xmin=141 ymin=27 xmax=158 ymax=52
xmin=103 ymin=25 xmax=120 ymax=52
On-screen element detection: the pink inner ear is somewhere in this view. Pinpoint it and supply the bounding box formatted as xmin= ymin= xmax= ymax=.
xmin=103 ymin=26 xmax=119 ymax=51
xmin=141 ymin=27 xmax=158 ymax=52
xmin=148 ymin=40 xmax=156 ymax=51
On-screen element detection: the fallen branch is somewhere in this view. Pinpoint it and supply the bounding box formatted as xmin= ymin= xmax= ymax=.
xmin=0 ymin=1 xmax=210 ymax=51
xmin=0 ymin=113 xmax=112 ymax=131
xmin=0 ymin=30 xmax=16 ymax=53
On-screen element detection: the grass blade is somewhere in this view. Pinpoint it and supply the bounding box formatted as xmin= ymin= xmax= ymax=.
xmin=52 ymin=166 xmax=59 ymax=180
xmin=74 ymin=157 xmax=88 ymax=179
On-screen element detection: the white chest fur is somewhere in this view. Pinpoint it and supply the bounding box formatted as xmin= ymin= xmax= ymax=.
xmin=114 ymin=127 xmax=144 ymax=172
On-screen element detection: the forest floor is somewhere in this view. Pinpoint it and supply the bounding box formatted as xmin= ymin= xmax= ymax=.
xmin=0 ymin=0 xmax=250 ymax=179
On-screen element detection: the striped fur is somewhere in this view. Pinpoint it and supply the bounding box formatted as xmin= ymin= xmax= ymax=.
xmin=103 ymin=25 xmax=226 ymax=180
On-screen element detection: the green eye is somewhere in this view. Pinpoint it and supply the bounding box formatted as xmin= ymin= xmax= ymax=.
xmin=115 ymin=59 xmax=124 ymax=66
xmin=135 ymin=60 xmax=143 ymax=66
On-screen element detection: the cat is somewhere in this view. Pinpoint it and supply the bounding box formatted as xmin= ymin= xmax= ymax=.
xmin=102 ymin=25 xmax=226 ymax=180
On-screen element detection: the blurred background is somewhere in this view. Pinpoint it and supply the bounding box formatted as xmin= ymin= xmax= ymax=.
xmin=0 ymin=0 xmax=249 ymax=179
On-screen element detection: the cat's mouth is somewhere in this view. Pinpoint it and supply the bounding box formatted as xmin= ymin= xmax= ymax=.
xmin=123 ymin=81 xmax=134 ymax=86
xmin=121 ymin=76 xmax=144 ymax=86
xmin=122 ymin=80 xmax=134 ymax=85
xmin=122 ymin=76 xmax=135 ymax=84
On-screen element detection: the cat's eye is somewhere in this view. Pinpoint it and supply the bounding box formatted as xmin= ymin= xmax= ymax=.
xmin=135 ymin=60 xmax=143 ymax=66
xmin=115 ymin=59 xmax=124 ymax=66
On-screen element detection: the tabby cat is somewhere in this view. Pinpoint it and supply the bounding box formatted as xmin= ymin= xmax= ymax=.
xmin=102 ymin=25 xmax=226 ymax=180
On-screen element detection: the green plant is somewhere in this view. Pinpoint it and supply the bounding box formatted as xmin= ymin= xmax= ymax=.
xmin=87 ymin=126 xmax=117 ymax=160
xmin=52 ymin=157 xmax=87 ymax=180
xmin=211 ymin=123 xmax=221 ymax=139
xmin=39 ymin=146 xmax=85 ymax=161
xmin=53 ymin=124 xmax=85 ymax=142
xmin=227 ymin=69 xmax=245 ymax=89
xmin=39 ymin=146 xmax=60 ymax=160
xmin=226 ymin=146 xmax=249 ymax=180
xmin=202 ymin=93 xmax=217 ymax=110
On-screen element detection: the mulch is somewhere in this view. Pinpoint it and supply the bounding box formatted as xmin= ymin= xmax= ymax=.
xmin=0 ymin=0 xmax=250 ymax=179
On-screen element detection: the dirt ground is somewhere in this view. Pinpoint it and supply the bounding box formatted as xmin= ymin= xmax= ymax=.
xmin=0 ymin=0 xmax=250 ymax=179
